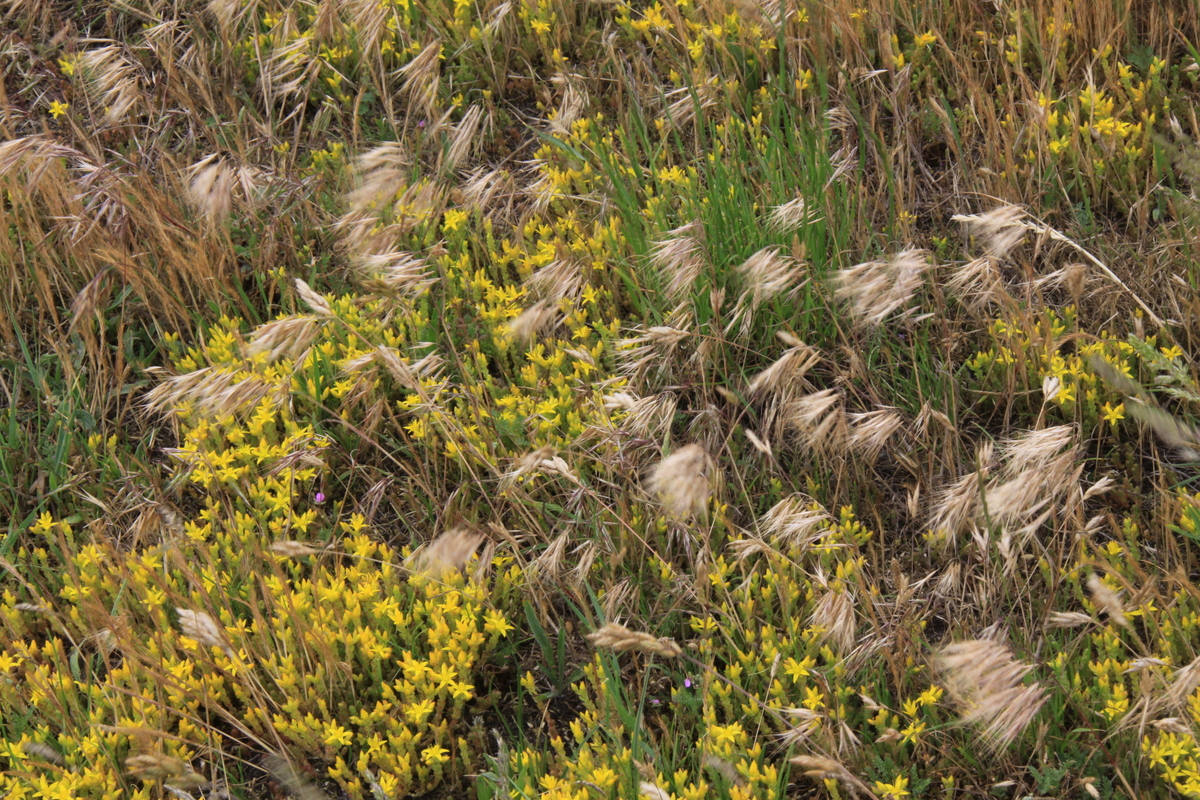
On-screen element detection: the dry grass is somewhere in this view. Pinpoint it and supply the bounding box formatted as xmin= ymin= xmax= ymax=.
xmin=4 ymin=1 xmax=1200 ymax=799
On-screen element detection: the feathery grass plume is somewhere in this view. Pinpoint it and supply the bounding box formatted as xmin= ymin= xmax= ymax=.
xmin=847 ymin=408 xmax=903 ymax=462
xmin=411 ymin=528 xmax=484 ymax=578
xmin=528 ymin=532 xmax=569 ymax=583
xmin=1046 ymin=611 xmax=1095 ymax=628
xmin=77 ymin=45 xmax=142 ymax=125
xmin=482 ymin=0 xmax=511 ymax=36
xmin=617 ymin=316 xmax=693 ymax=388
xmin=945 ymin=256 xmax=1009 ymax=309
xmin=982 ymin=469 xmax=1054 ymax=525
xmin=344 ymin=143 xmax=412 ymax=216
xmin=726 ymin=534 xmax=776 ymax=560
xmin=951 ymin=205 xmax=1028 ymax=259
xmin=397 ymin=40 xmax=442 ymax=117
xmin=834 ymin=249 xmax=930 ymax=325
xmin=499 ymin=447 xmax=580 ymax=492
xmin=186 ymin=154 xmax=259 ymax=224
xmin=507 ymin=300 xmax=560 ymax=343
xmin=744 ymin=347 xmax=820 ymax=398
xmin=345 ymin=0 xmax=389 ymax=54
xmin=783 ymin=388 xmax=847 ymax=452
xmin=270 ymin=541 xmax=321 ymax=558
xmin=355 ymin=252 xmax=436 ymax=299
xmin=638 ymin=781 xmax=672 ymax=800
xmin=569 ymin=540 xmax=598 ymax=589
xmin=1123 ymin=399 xmax=1200 ymax=460
xmin=1162 ymin=657 xmax=1200 ymax=710
xmin=648 ymin=443 xmax=714 ymax=520
xmin=549 ymin=74 xmax=587 ymax=136
xmin=813 ymin=588 xmax=856 ymax=654
xmin=1086 ymin=573 xmax=1129 ymax=627
xmin=773 ymin=707 xmax=822 ymax=746
xmin=737 ymin=246 xmax=801 ymax=308
xmin=614 ymin=392 xmax=678 ymax=440
xmin=767 ymin=196 xmax=817 ymax=232
xmin=586 ymin=622 xmax=682 ymax=657
xmin=126 ymin=754 xmax=188 ymax=781
xmin=744 ymin=428 xmax=774 ymax=460
xmin=246 ymin=316 xmax=321 ymax=362
xmin=936 ymin=639 xmax=1047 ymax=751
xmin=649 ymin=221 xmax=705 ymax=301
xmin=175 ymin=608 xmax=227 ymax=651
xmin=264 ymin=754 xmax=330 ymax=800
xmin=525 ymin=253 xmax=583 ymax=301
xmin=659 ymin=77 xmax=719 ymax=129
xmin=459 ymin=166 xmax=515 ymax=214
xmin=760 ymin=495 xmax=830 ymax=549
xmin=355 ymin=346 xmax=443 ymax=393
xmin=926 ymin=471 xmax=983 ymax=547
xmin=1002 ymin=424 xmax=1077 ymax=475
xmin=729 ymin=247 xmax=805 ymax=337
xmin=21 ymin=742 xmax=64 ymax=765
xmin=933 ymin=562 xmax=963 ymax=599
xmin=441 ymin=104 xmax=484 ymax=174
xmin=145 ymin=367 xmax=281 ymax=419
xmin=294 ymin=279 xmax=332 ymax=317
xmin=262 ymin=33 xmax=319 ymax=99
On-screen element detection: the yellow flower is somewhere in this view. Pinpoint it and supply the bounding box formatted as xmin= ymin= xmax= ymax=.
xmin=1162 ymin=344 xmax=1185 ymax=360
xmin=1100 ymin=402 xmax=1124 ymax=428
xmin=443 ymin=209 xmax=468 ymax=233
xmin=483 ymin=609 xmax=513 ymax=637
xmin=914 ymin=31 xmax=936 ymax=47
xmin=900 ymin=720 xmax=925 ymax=745
xmin=421 ymin=744 xmax=449 ymax=766
xmin=48 ymin=100 xmax=69 ymax=119
xmin=323 ymin=722 xmax=353 ymax=747
xmin=874 ymin=774 xmax=910 ymax=799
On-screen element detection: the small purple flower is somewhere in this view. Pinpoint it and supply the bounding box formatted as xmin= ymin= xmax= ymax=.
xmin=417 ymin=120 xmax=426 ymax=128
xmin=314 ymin=492 xmax=326 ymax=504
xmin=684 ymin=678 xmax=693 ymax=689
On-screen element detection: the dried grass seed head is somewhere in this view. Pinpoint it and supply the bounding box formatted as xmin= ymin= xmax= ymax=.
xmin=737 ymin=246 xmax=801 ymax=308
xmin=175 ymin=608 xmax=226 ymax=650
xmin=783 ymin=388 xmax=847 ymax=451
xmin=1087 ymin=573 xmax=1128 ymax=627
xmin=813 ymin=588 xmax=856 ymax=653
xmin=649 ymin=221 xmax=705 ymax=301
xmin=648 ymin=443 xmax=714 ymax=520
xmin=936 ymin=639 xmax=1047 ymax=751
xmin=760 ymin=494 xmax=830 ymax=548
xmin=767 ymin=196 xmax=817 ymax=232
xmin=411 ymin=528 xmax=484 ymax=577
xmin=834 ymin=249 xmax=930 ymax=325
xmin=945 ymin=256 xmax=1009 ymax=310
xmin=294 ymin=279 xmax=333 ymax=317
xmin=587 ymin=622 xmax=682 ymax=657
xmin=356 ymin=251 xmax=436 ymax=299
xmin=952 ymin=205 xmax=1028 ymax=259
xmin=747 ymin=345 xmax=820 ymax=398
xmin=246 ymin=316 xmax=322 ymax=362
xmin=847 ymin=408 xmax=904 ymax=462
xmin=507 ymin=300 xmax=560 ymax=343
